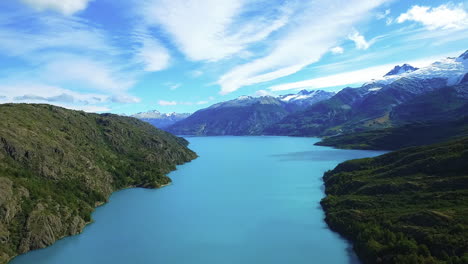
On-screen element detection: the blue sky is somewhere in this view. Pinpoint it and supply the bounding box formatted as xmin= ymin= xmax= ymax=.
xmin=0 ymin=0 xmax=467 ymax=114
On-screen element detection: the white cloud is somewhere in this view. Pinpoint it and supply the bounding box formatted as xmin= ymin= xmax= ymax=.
xmin=158 ymin=100 xmax=178 ymax=106
xmin=268 ymin=55 xmax=447 ymax=92
xmin=397 ymin=4 xmax=468 ymax=30
xmin=269 ymin=64 xmax=395 ymax=91
xmin=0 ymin=83 xmax=114 ymax=112
xmin=376 ymin=9 xmax=390 ymax=20
xmin=135 ymin=36 xmax=171 ymax=72
xmin=0 ymin=16 xmax=115 ymax=57
xmin=165 ymin=83 xmax=181 ymax=90
xmin=40 ymin=55 xmax=135 ymax=92
xmin=217 ymin=0 xmax=389 ymax=94
xmin=330 ymin=46 xmax=344 ymax=54
xmin=71 ymin=105 xmax=111 ymax=112
xmin=110 ymin=94 xmax=141 ymax=103
xmin=386 ymin=17 xmax=394 ymax=25
xmin=254 ymin=89 xmax=274 ymax=97
xmin=157 ymin=97 xmax=214 ymax=106
xmin=20 ymin=0 xmax=93 ymax=15
xmin=140 ymin=0 xmax=290 ymax=61
xmin=189 ymin=70 xmax=203 ymax=78
xmin=348 ymin=29 xmax=371 ymax=50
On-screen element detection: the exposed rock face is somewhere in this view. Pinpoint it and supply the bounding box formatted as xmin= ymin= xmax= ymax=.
xmin=384 ymin=64 xmax=419 ymax=76
xmin=0 ymin=104 xmax=197 ymax=263
xmin=166 ymin=90 xmax=334 ymax=136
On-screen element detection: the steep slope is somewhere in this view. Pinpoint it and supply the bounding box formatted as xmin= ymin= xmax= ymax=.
xmin=0 ymin=104 xmax=197 ymax=263
xmin=316 ymin=116 xmax=468 ymax=150
xmin=384 ymin=64 xmax=419 ymax=77
xmin=315 ymin=84 xmax=468 ymax=149
xmin=131 ymin=110 xmax=191 ymax=129
xmin=321 ymin=137 xmax=468 ymax=263
xmin=266 ymin=51 xmax=468 ymax=136
xmin=167 ymin=96 xmax=289 ymax=135
xmin=166 ymin=90 xmax=333 ymax=136
xmin=278 ymin=89 xmax=335 ymax=111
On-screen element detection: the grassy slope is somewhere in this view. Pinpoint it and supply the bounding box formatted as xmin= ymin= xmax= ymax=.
xmin=0 ymin=104 xmax=197 ymax=263
xmin=321 ymin=137 xmax=468 ymax=264
xmin=315 ymin=117 xmax=468 ymax=150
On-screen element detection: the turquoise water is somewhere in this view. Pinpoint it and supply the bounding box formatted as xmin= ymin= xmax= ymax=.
xmin=11 ymin=137 xmax=385 ymax=264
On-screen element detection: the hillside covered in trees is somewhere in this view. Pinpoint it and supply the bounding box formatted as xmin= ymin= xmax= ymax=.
xmin=321 ymin=137 xmax=468 ymax=263
xmin=0 ymin=104 xmax=196 ymax=263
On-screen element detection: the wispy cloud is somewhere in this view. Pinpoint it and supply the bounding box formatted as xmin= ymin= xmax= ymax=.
xmin=158 ymin=100 xmax=178 ymax=106
xmin=217 ymin=0 xmax=389 ymax=94
xmin=348 ymin=29 xmax=372 ymax=50
xmin=0 ymin=83 xmax=112 ymax=112
xmin=158 ymin=97 xmax=214 ymax=106
xmin=268 ymin=53 xmax=455 ymax=92
xmin=376 ymin=9 xmax=390 ymax=20
xmin=134 ymin=33 xmax=171 ymax=72
xmin=165 ymin=82 xmax=181 ymax=91
xmin=0 ymin=11 xmax=143 ymax=111
xmin=254 ymin=89 xmax=274 ymax=97
xmin=19 ymin=0 xmax=93 ymax=15
xmin=330 ymin=46 xmax=344 ymax=54
xmin=397 ymin=4 xmax=468 ymax=30
xmin=139 ymin=0 xmax=290 ymax=62
xmin=269 ymin=64 xmax=396 ymax=92
xmin=39 ymin=55 xmax=136 ymax=92
xmin=0 ymin=15 xmax=115 ymax=57
xmin=189 ymin=70 xmax=203 ymax=78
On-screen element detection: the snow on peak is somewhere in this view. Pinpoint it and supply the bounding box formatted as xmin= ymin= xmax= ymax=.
xmin=384 ymin=64 xmax=419 ymax=77
xmin=457 ymin=50 xmax=468 ymax=61
xmin=368 ymin=52 xmax=468 ymax=87
xmin=237 ymin=95 xmax=253 ymax=100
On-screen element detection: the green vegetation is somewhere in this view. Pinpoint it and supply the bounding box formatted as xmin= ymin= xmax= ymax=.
xmin=316 ymin=117 xmax=468 ymax=150
xmin=321 ymin=137 xmax=468 ymax=263
xmin=0 ymin=104 xmax=196 ymax=263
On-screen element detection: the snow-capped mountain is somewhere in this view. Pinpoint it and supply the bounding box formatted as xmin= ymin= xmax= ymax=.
xmin=384 ymin=64 xmax=419 ymax=76
xmin=279 ymin=89 xmax=335 ymax=107
xmin=369 ymin=51 xmax=468 ymax=87
xmin=166 ymin=89 xmax=334 ymax=135
xmin=266 ymin=50 xmax=468 ymax=137
xmin=207 ymin=89 xmax=335 ymax=110
xmin=207 ymin=95 xmax=282 ymax=109
xmin=131 ymin=110 xmax=191 ymax=128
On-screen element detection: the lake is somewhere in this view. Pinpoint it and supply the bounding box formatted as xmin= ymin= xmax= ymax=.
xmin=11 ymin=136 xmax=385 ymax=264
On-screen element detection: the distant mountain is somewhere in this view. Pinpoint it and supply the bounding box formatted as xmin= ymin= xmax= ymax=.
xmin=166 ymin=89 xmax=334 ymax=135
xmin=166 ymin=96 xmax=289 ymax=135
xmin=265 ymin=50 xmax=468 ymax=136
xmin=384 ymin=63 xmax=418 ymax=76
xmin=131 ymin=110 xmax=191 ymax=129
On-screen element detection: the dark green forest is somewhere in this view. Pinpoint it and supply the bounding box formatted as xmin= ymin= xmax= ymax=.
xmin=321 ymin=137 xmax=468 ymax=263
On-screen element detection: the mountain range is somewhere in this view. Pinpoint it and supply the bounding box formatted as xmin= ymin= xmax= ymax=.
xmin=131 ymin=110 xmax=191 ymax=129
xmin=166 ymin=89 xmax=335 ymax=135
xmin=164 ymin=50 xmax=468 ymax=138
xmin=266 ymin=50 xmax=468 ymax=136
